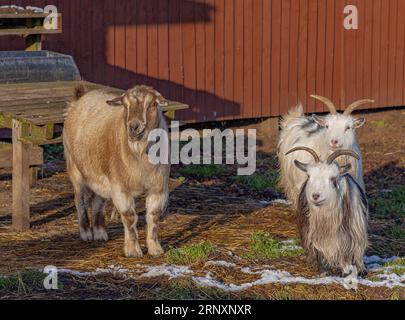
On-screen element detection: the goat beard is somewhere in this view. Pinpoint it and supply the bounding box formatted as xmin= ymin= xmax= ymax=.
xmin=128 ymin=138 xmax=149 ymax=155
xmin=307 ymin=200 xmax=346 ymax=268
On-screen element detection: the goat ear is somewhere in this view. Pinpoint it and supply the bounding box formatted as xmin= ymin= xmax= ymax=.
xmin=294 ymin=160 xmax=308 ymax=173
xmin=312 ymin=114 xmax=327 ymax=127
xmin=106 ymin=95 xmax=125 ymax=107
xmin=353 ymin=118 xmax=366 ymax=129
xmin=339 ymin=163 xmax=352 ymax=174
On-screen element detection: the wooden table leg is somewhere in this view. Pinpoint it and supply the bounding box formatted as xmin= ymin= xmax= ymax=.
xmin=12 ymin=120 xmax=30 ymax=231
xmin=30 ymin=167 xmax=39 ymax=187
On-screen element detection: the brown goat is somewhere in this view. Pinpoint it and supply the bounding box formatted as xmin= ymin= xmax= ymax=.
xmin=63 ymin=85 xmax=170 ymax=257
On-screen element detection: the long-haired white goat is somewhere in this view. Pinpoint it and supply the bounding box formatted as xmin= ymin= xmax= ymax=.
xmin=287 ymin=147 xmax=369 ymax=275
xmin=278 ymin=95 xmax=373 ymax=207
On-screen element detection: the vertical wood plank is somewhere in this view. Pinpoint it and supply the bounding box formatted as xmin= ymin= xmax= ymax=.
xmin=333 ymin=0 xmax=344 ymax=110
xmin=182 ymin=0 xmax=197 ymax=119
xmin=125 ymin=0 xmax=138 ymax=88
xmin=115 ymin=0 xmax=127 ymax=87
xmin=205 ymin=0 xmax=216 ymax=121
xmin=298 ymin=0 xmax=308 ymax=111
xmin=344 ymin=0 xmax=357 ymax=108
xmin=224 ymin=0 xmax=235 ymax=119
xmin=307 ymin=0 xmax=317 ymax=113
xmin=214 ymin=0 xmax=225 ymax=119
xmin=363 ymin=0 xmax=373 ymax=102
xmin=371 ymin=0 xmax=382 ymax=106
xmin=355 ymin=0 xmax=365 ymax=102
xmin=395 ymin=0 xmax=405 ymax=105
xmin=195 ymin=0 xmax=206 ymax=119
xmin=137 ymin=0 xmax=148 ymax=85
xmin=288 ymin=0 xmax=299 ymax=108
xmin=379 ymin=0 xmax=390 ymax=108
xmin=262 ymin=0 xmax=272 ymax=115
xmin=92 ymin=0 xmax=105 ymax=84
xmin=233 ymin=0 xmax=244 ymax=120
xmin=271 ymin=0 xmax=282 ymax=116
xmin=324 ymin=0 xmax=336 ymax=111
xmin=243 ymin=0 xmax=253 ymax=118
xmin=12 ymin=120 xmax=30 ymax=231
xmin=147 ymin=0 xmax=159 ymax=89
xmin=315 ymin=0 xmax=326 ymax=112
xmin=280 ymin=0 xmax=291 ymax=115
xmin=252 ymin=0 xmax=263 ymax=118
xmin=387 ymin=0 xmax=398 ymax=105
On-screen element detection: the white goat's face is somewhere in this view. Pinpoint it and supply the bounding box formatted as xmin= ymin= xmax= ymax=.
xmin=303 ymin=163 xmax=342 ymax=207
xmin=312 ymin=114 xmax=365 ymax=150
xmin=288 ymin=147 xmax=359 ymax=208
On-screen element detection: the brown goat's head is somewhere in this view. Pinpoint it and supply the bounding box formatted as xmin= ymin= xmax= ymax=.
xmin=107 ymin=86 xmax=168 ymax=141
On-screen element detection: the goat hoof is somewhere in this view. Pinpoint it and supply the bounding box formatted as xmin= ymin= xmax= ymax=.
xmin=148 ymin=243 xmax=164 ymax=257
xmin=80 ymin=228 xmax=93 ymax=242
xmin=93 ymin=228 xmax=109 ymax=242
xmin=125 ymin=243 xmax=143 ymax=258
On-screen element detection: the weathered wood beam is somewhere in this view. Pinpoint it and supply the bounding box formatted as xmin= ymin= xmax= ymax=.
xmin=12 ymin=120 xmax=31 ymax=231
xmin=0 ymin=144 xmax=43 ymax=168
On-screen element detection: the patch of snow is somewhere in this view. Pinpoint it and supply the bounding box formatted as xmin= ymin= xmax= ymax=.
xmin=195 ymin=266 xmax=404 ymax=292
xmin=364 ymin=255 xmax=398 ymax=265
xmin=140 ymin=264 xmax=193 ymax=279
xmin=41 ymin=255 xmax=404 ymax=292
xmin=260 ymin=199 xmax=292 ymax=206
xmin=227 ymin=251 xmax=243 ymax=260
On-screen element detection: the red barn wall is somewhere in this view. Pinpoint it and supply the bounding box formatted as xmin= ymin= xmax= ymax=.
xmin=0 ymin=0 xmax=404 ymax=122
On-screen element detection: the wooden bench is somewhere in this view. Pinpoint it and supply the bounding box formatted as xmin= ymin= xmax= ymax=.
xmin=0 ymin=80 xmax=188 ymax=231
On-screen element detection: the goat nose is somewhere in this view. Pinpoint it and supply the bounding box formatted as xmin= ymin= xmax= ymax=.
xmin=331 ymin=139 xmax=339 ymax=146
xmin=129 ymin=123 xmax=140 ymax=136
xmin=312 ymin=193 xmax=320 ymax=201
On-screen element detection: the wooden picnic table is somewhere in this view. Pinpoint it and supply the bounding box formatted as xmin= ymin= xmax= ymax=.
xmin=0 ymin=80 xmax=188 ymax=231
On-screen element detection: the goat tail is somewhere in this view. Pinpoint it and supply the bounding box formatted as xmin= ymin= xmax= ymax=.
xmin=74 ymin=84 xmax=87 ymax=100
xmin=280 ymin=103 xmax=305 ymax=129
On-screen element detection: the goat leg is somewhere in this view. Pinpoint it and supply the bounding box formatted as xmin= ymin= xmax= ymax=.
xmin=75 ymin=187 xmax=93 ymax=242
xmin=145 ymin=191 xmax=168 ymax=256
xmin=92 ymin=195 xmax=108 ymax=241
xmin=112 ymin=192 xmax=143 ymax=258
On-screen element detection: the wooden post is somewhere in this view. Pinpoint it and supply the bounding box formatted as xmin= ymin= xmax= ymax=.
xmin=30 ymin=167 xmax=39 ymax=187
xmin=12 ymin=120 xmax=31 ymax=231
xmin=25 ymin=34 xmax=42 ymax=51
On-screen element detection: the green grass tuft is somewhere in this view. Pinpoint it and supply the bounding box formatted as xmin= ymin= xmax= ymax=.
xmin=371 ymin=120 xmax=388 ymax=128
xmin=369 ymin=186 xmax=405 ymax=219
xmin=177 ymin=164 xmax=226 ymax=178
xmin=243 ymin=232 xmax=304 ymax=260
xmin=166 ymin=242 xmax=216 ymax=265
xmin=233 ymin=171 xmax=280 ymax=192
xmin=0 ymin=270 xmax=46 ymax=292
xmin=384 ymin=257 xmax=405 ymax=268
xmin=383 ymin=225 xmax=405 ymax=239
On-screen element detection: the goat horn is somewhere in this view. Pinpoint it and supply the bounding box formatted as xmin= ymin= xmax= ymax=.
xmin=286 ymin=147 xmax=320 ymax=163
xmin=310 ymin=95 xmax=337 ymax=115
xmin=327 ymin=150 xmax=360 ymax=165
xmin=344 ymin=99 xmax=375 ymax=115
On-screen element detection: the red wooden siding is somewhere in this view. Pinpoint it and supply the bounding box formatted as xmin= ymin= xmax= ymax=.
xmin=0 ymin=0 xmax=404 ymax=122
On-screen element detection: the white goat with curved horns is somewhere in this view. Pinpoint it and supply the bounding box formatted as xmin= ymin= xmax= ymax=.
xmin=278 ymin=95 xmax=374 ymax=207
xmin=287 ymin=147 xmax=369 ymax=275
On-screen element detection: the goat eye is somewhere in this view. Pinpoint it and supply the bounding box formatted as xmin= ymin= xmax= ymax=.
xmin=326 ymin=125 xmax=329 ymax=129
xmin=330 ymin=177 xmax=337 ymax=186
xmin=345 ymin=126 xmax=351 ymax=131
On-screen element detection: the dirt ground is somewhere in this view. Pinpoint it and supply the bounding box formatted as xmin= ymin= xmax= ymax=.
xmin=0 ymin=108 xmax=404 ymax=300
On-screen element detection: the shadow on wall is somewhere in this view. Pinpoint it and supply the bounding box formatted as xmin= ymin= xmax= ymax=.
xmin=105 ymin=66 xmax=241 ymax=123
xmin=0 ymin=0 xmax=240 ymax=122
